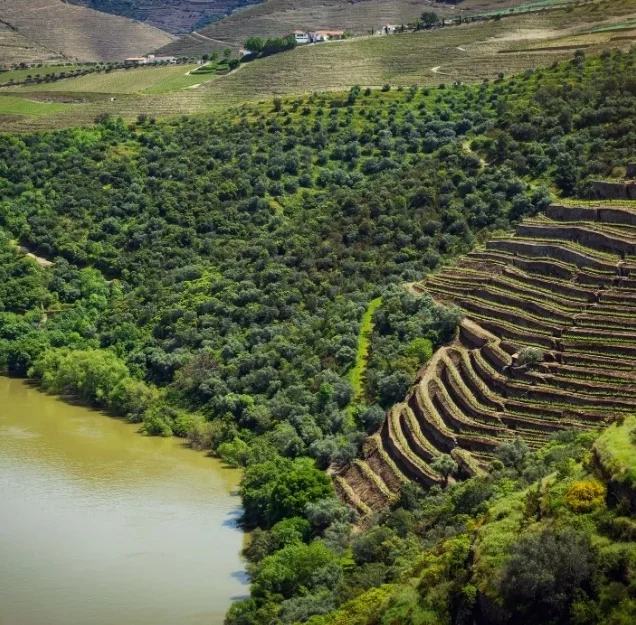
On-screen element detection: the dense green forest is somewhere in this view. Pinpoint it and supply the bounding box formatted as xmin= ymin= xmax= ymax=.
xmin=1 ymin=48 xmax=636 ymax=624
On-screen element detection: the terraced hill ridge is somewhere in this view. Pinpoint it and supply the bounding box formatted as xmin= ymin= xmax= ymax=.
xmin=156 ymin=0 xmax=541 ymax=56
xmin=0 ymin=0 xmax=174 ymax=62
xmin=335 ymin=201 xmax=636 ymax=515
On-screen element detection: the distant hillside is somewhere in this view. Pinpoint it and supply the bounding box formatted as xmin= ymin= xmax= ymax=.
xmin=0 ymin=0 xmax=175 ymax=62
xmin=0 ymin=22 xmax=66 ymax=66
xmin=157 ymin=0 xmax=541 ymax=55
xmin=5 ymin=0 xmax=636 ymax=133
xmin=66 ymin=0 xmax=264 ymax=35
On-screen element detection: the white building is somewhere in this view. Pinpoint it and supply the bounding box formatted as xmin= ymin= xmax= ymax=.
xmin=292 ymin=30 xmax=310 ymax=44
xmin=145 ymin=55 xmax=177 ymax=64
xmin=309 ymin=30 xmax=345 ymax=43
xmin=124 ymin=55 xmax=177 ymax=65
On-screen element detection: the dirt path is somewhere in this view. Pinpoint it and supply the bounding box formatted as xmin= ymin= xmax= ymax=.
xmin=21 ymin=247 xmax=54 ymax=267
xmin=462 ymin=140 xmax=487 ymax=168
xmin=431 ymin=65 xmax=453 ymax=76
xmin=191 ymin=31 xmax=230 ymax=46
xmin=10 ymin=241 xmax=54 ymax=267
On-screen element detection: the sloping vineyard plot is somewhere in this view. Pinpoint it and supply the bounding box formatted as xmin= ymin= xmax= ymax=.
xmin=336 ymin=202 xmax=636 ymax=512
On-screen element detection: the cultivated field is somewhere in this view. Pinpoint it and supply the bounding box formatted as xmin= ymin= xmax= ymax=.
xmin=0 ymin=65 xmax=98 ymax=84
xmin=1 ymin=0 xmax=636 ymax=132
xmin=158 ymin=0 xmax=553 ymax=55
xmin=0 ymin=22 xmax=65 ymax=66
xmin=21 ymin=64 xmax=213 ymax=95
xmin=336 ymin=201 xmax=636 ymax=514
xmin=0 ymin=0 xmax=174 ymax=62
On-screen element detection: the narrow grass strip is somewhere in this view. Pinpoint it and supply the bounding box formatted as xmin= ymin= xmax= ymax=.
xmin=350 ymin=296 xmax=382 ymax=402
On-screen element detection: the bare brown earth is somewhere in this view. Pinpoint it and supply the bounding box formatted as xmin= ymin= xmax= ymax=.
xmin=0 ymin=0 xmax=174 ymax=62
xmin=336 ymin=200 xmax=636 ymax=515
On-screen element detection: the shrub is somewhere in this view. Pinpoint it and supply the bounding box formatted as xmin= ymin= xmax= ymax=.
xmin=517 ymin=346 xmax=544 ymax=367
xmin=495 ymin=437 xmax=529 ymax=474
xmin=108 ymin=377 xmax=159 ymax=420
xmin=358 ymin=404 xmax=385 ymax=433
xmin=352 ymin=526 xmax=401 ymax=566
xmin=602 ymin=517 xmax=636 ymax=542
xmin=405 ymin=337 xmax=433 ymax=365
xmin=217 ymin=437 xmax=250 ymax=467
xmin=563 ymin=481 xmax=606 ymax=513
xmin=267 ymin=458 xmax=334 ymax=525
xmin=270 ymin=516 xmax=312 ymax=550
xmin=306 ymin=497 xmax=358 ymax=534
xmin=498 ymin=528 xmax=597 ymax=622
xmin=251 ymin=541 xmax=338 ymax=599
xmin=187 ymin=417 xmax=215 ymax=450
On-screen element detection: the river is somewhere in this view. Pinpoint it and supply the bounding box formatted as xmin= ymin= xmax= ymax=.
xmin=0 ymin=377 xmax=246 ymax=625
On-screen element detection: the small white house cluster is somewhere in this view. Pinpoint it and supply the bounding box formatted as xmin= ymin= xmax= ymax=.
xmin=292 ymin=30 xmax=345 ymax=44
xmin=291 ymin=24 xmax=400 ymax=44
xmin=124 ymin=54 xmax=177 ymax=65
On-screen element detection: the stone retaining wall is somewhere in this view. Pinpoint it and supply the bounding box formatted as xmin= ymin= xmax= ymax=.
xmin=591 ymin=180 xmax=636 ymax=200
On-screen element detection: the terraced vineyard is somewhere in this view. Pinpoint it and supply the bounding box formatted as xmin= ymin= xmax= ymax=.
xmin=0 ymin=0 xmax=174 ymax=62
xmin=336 ymin=200 xmax=636 ymax=515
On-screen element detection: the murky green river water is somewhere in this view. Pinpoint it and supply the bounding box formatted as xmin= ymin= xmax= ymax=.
xmin=0 ymin=376 xmax=246 ymax=625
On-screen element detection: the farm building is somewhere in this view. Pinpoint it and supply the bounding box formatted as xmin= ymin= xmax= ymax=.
xmin=124 ymin=56 xmax=147 ymax=65
xmin=310 ymin=30 xmax=345 ymax=42
xmin=124 ymin=54 xmax=177 ymax=65
xmin=146 ymin=55 xmax=177 ymax=64
xmin=292 ymin=30 xmax=310 ymax=44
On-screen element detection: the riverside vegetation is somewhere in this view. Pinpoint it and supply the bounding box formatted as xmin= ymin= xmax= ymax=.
xmin=1 ymin=49 xmax=636 ymax=624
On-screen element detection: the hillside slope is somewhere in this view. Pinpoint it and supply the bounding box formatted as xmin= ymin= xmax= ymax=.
xmin=337 ymin=201 xmax=636 ymax=513
xmin=6 ymin=0 xmax=636 ymax=133
xmin=66 ymin=0 xmax=263 ymax=35
xmin=157 ymin=0 xmax=565 ymax=55
xmin=0 ymin=0 xmax=174 ymax=62
xmin=0 ymin=22 xmax=66 ymax=66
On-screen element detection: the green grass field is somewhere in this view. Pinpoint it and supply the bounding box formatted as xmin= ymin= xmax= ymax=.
xmin=350 ymin=297 xmax=383 ymax=403
xmin=18 ymin=64 xmax=213 ymax=94
xmin=0 ymin=95 xmax=70 ymax=116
